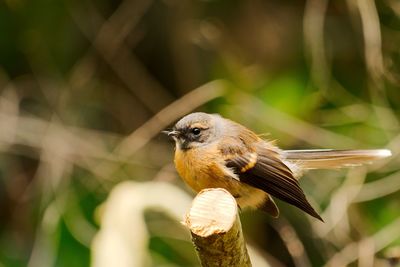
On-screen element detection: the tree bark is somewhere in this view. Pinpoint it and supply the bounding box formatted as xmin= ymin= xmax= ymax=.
xmin=184 ymin=188 xmax=252 ymax=267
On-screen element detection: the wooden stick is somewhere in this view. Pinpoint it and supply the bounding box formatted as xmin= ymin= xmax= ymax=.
xmin=184 ymin=188 xmax=252 ymax=267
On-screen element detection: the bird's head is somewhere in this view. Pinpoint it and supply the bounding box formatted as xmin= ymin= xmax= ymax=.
xmin=164 ymin=112 xmax=221 ymax=150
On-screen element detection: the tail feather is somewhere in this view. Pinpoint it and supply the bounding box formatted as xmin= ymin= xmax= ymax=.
xmin=283 ymin=149 xmax=391 ymax=169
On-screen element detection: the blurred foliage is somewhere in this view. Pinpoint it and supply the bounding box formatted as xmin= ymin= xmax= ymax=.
xmin=1 ymin=0 xmax=400 ymax=266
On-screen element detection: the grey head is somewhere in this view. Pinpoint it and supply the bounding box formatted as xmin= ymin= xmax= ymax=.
xmin=165 ymin=112 xmax=222 ymax=150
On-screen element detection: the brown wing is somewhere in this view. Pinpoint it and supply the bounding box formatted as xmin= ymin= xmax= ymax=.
xmin=223 ymin=141 xmax=323 ymax=221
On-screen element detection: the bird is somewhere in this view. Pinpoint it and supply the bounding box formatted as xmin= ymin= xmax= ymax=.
xmin=164 ymin=112 xmax=391 ymax=221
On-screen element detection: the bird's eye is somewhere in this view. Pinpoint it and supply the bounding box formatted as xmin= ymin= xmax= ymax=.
xmin=191 ymin=128 xmax=201 ymax=135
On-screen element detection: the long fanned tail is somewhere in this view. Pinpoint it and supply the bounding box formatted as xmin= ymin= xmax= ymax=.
xmin=283 ymin=149 xmax=391 ymax=170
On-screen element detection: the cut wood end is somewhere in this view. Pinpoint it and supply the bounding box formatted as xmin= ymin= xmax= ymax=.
xmin=185 ymin=188 xmax=238 ymax=237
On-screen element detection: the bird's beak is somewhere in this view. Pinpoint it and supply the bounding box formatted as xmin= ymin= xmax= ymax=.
xmin=162 ymin=130 xmax=180 ymax=138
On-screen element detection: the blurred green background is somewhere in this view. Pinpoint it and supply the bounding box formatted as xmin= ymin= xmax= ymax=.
xmin=1 ymin=0 xmax=400 ymax=266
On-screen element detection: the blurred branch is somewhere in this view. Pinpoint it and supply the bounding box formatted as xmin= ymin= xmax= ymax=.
xmin=353 ymin=170 xmax=400 ymax=202
xmin=247 ymin=245 xmax=280 ymax=267
xmin=27 ymin=201 xmax=61 ymax=267
xmin=304 ymin=0 xmax=399 ymax=137
xmin=324 ymin=217 xmax=400 ymax=266
xmin=91 ymin=80 xmax=227 ymax=180
xmin=355 ymin=0 xmax=384 ymax=81
xmin=386 ymin=133 xmax=400 ymax=160
xmin=303 ymin=0 xmax=330 ymax=92
xmin=313 ymin=167 xmax=367 ymax=242
xmin=68 ymin=0 xmax=173 ymax=113
xmin=114 ymin=80 xmax=227 ymax=156
xmin=91 ymin=181 xmax=193 ymax=267
xmin=303 ymin=0 xmax=365 ymax=108
xmin=354 ymin=0 xmax=400 ymax=134
xmin=184 ymin=188 xmax=253 ymax=267
xmin=92 ymin=182 xmax=270 ymax=267
xmin=271 ymin=218 xmax=311 ymax=267
xmin=101 ymin=76 xmax=226 ymax=177
xmin=0 ymin=85 xmax=19 ymax=151
xmin=27 ymin=159 xmax=73 ymax=267
xmin=0 ymin=108 xmax=121 ymax=161
xmin=0 ymin=79 xmax=227 ymax=183
xmin=234 ymin=92 xmax=363 ymax=148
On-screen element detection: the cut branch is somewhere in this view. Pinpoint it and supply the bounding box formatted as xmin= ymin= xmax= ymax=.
xmin=184 ymin=188 xmax=252 ymax=267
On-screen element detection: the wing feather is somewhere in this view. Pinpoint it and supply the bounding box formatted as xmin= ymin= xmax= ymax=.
xmin=222 ymin=141 xmax=323 ymax=221
xmin=284 ymin=149 xmax=391 ymax=169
